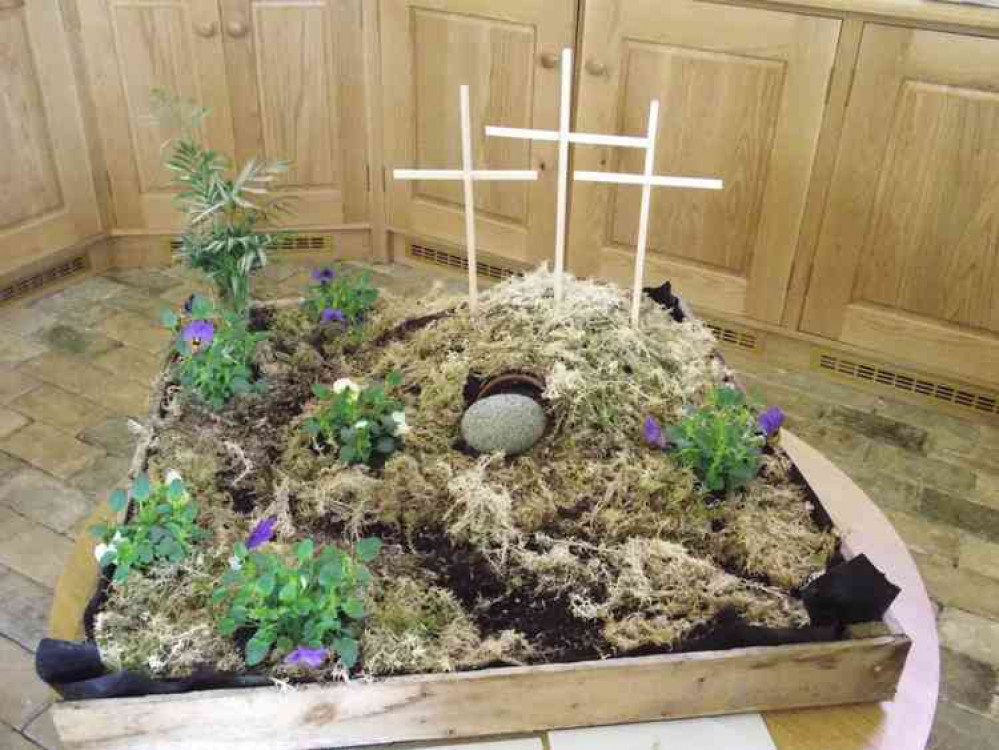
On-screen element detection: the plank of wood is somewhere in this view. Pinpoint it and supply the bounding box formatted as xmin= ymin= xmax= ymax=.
xmin=52 ymin=635 xmax=907 ymax=750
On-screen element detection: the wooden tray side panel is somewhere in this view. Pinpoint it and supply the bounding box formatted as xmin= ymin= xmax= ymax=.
xmin=52 ymin=636 xmax=910 ymax=750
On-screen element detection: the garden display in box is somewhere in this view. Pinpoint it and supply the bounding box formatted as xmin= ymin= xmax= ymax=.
xmin=38 ymin=87 xmax=909 ymax=750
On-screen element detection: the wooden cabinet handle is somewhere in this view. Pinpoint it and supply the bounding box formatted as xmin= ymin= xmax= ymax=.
xmin=226 ymin=19 xmax=249 ymax=38
xmin=194 ymin=21 xmax=218 ymax=38
xmin=585 ymin=58 xmax=607 ymax=77
xmin=539 ymin=52 xmax=559 ymax=69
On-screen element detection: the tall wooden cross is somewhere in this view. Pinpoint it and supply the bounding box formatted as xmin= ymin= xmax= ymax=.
xmin=393 ymin=85 xmax=538 ymax=313
xmin=487 ymin=47 xmax=723 ymax=325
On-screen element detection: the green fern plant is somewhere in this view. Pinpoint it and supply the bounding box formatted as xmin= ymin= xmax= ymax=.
xmin=153 ymin=89 xmax=291 ymax=315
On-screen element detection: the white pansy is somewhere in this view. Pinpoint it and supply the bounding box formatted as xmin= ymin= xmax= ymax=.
xmin=94 ymin=543 xmax=110 ymax=563
xmin=228 ymin=554 xmax=242 ymax=571
xmin=390 ymin=411 xmax=410 ymax=436
xmin=354 ymin=420 xmax=370 ymax=430
xmin=165 ymin=469 xmax=183 ymax=485
xmin=332 ymin=378 xmax=360 ymax=396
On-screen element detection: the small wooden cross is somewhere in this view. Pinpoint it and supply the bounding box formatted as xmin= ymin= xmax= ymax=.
xmin=393 ymin=85 xmax=538 ymax=313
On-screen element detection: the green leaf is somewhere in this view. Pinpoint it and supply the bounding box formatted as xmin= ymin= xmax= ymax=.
xmin=89 ymin=523 xmax=109 ymax=539
xmin=257 ymin=572 xmax=276 ymax=597
xmin=339 ymin=444 xmax=356 ymax=464
xmin=218 ymin=617 xmax=237 ymax=636
xmin=303 ymin=419 xmax=320 ymax=436
xmin=318 ymin=562 xmax=340 ymax=588
xmin=385 ymin=371 xmax=402 ymax=388
xmin=296 ymin=539 xmax=314 ymax=562
xmin=99 ymin=550 xmax=117 ymax=568
xmin=131 ymin=474 xmax=151 ymax=501
xmin=279 ymin=581 xmax=297 ymax=603
xmin=312 ymin=383 xmax=332 ymax=400
xmin=109 ymin=489 xmax=128 ymax=513
xmin=356 ymin=537 xmax=382 ymax=563
xmin=167 ymin=478 xmax=186 ymax=501
xmin=160 ymin=309 xmax=179 ymax=329
xmin=342 ymin=598 xmax=364 ymax=619
xmin=375 ymin=436 xmax=396 ymax=454
xmin=245 ymin=631 xmax=273 ymax=666
xmin=333 ymin=637 xmax=359 ymax=669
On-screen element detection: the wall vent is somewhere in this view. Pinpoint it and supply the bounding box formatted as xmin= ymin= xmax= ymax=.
xmin=814 ymin=351 xmax=999 ymax=416
xmin=408 ymin=242 xmax=522 ymax=281
xmin=169 ymin=234 xmax=331 ymax=259
xmin=0 ymin=254 xmax=90 ymax=305
xmin=703 ymin=320 xmax=761 ymax=353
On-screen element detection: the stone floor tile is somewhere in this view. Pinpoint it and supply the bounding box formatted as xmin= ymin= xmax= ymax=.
xmin=159 ymin=283 xmax=209 ymax=308
xmin=0 ymin=636 xmax=52 ymax=730
xmin=92 ymin=347 xmax=163 ymax=386
xmin=940 ymin=608 xmax=999 ymax=668
xmin=838 ymin=466 xmax=923 ymax=514
xmin=867 ymin=443 xmax=977 ymax=494
xmin=0 ymin=508 xmax=72 ymax=589
xmin=887 ymin=510 xmax=962 ymax=563
xmin=10 ymin=386 xmax=108 ymax=435
xmin=18 ymin=353 xmax=150 ymax=418
xmin=105 ymin=268 xmax=182 ymax=295
xmin=922 ymin=487 xmax=999 ymax=543
xmin=100 ymin=310 xmax=172 ymax=355
xmin=68 ymin=454 xmax=129 ymax=506
xmin=104 ymin=289 xmax=173 ymax=322
xmin=928 ymin=700 xmax=999 ymax=750
xmin=0 ymin=452 xmax=28 ymax=484
xmin=972 ymin=469 xmax=999 ymax=512
xmin=0 ymin=723 xmax=43 ymax=750
xmin=407 ymin=741 xmax=542 ymax=750
xmin=33 ymin=325 xmax=119 ymax=360
xmin=549 ymin=714 xmax=775 ymax=750
xmin=0 ymin=566 xmax=50 ymax=651
xmin=824 ymin=405 xmax=928 ymax=453
xmin=30 ymin=277 xmax=126 ymax=315
xmin=941 ymin=647 xmax=999 ymax=714
xmin=0 ymin=424 xmax=102 ymax=481
xmin=0 ymin=305 xmax=57 ymax=338
xmin=22 ymin=706 xmax=61 ymax=749
xmin=0 ymin=469 xmax=91 ymax=535
xmin=0 ymin=369 xmax=39 ymax=406
xmin=0 ymin=333 xmax=47 ymax=367
xmin=76 ymin=417 xmax=140 ymax=459
xmin=917 ymin=553 xmax=999 ymax=619
xmin=784 ymin=416 xmax=872 ymax=466
xmin=0 ymin=410 xmax=29 ymax=440
xmin=959 ymin=536 xmax=999 ymax=581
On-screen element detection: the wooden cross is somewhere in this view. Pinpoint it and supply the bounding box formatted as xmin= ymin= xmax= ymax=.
xmin=393 ymin=85 xmax=538 ymax=313
xmin=574 ymin=99 xmax=723 ymax=326
xmin=487 ymin=47 xmax=723 ymax=325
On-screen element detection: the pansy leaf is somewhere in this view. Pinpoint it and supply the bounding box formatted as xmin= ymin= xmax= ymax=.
xmin=375 ymin=437 xmax=396 ymax=454
xmin=312 ymin=383 xmax=332 ymax=400
xmin=333 ymin=637 xmax=359 ymax=669
xmin=109 ymin=489 xmax=128 ymax=513
xmin=245 ymin=631 xmax=273 ymax=666
xmin=296 ymin=539 xmax=314 ymax=562
xmin=356 ymin=537 xmax=382 ymax=563
xmin=342 ymin=598 xmax=364 ymax=619
xmin=160 ymin=309 xmax=179 ymax=329
xmin=131 ymin=474 xmax=151 ymax=501
xmin=218 ymin=617 xmax=237 ymax=636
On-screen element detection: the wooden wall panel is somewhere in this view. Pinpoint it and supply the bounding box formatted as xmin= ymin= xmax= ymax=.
xmin=0 ymin=8 xmax=63 ymax=229
xmin=610 ymin=44 xmax=784 ymax=275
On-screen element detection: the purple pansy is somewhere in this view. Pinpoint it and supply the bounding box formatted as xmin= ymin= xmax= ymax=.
xmin=246 ymin=515 xmax=277 ymax=550
xmin=285 ymin=645 xmax=327 ymax=668
xmin=181 ymin=320 xmax=215 ymax=352
xmin=643 ymin=415 xmax=667 ymax=449
xmin=321 ymin=307 xmax=346 ymax=324
xmin=311 ymin=267 xmax=336 ymax=285
xmin=758 ymin=406 xmax=785 ymax=438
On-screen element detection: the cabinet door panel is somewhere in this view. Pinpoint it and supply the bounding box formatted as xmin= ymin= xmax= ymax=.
xmin=79 ymin=0 xmax=233 ymax=229
xmin=801 ymin=26 xmax=999 ymax=385
xmin=570 ymin=0 xmax=838 ymax=323
xmin=0 ymin=1 xmax=101 ymax=271
xmin=382 ymin=0 xmax=575 ymax=266
xmin=221 ymin=0 xmax=367 ymax=226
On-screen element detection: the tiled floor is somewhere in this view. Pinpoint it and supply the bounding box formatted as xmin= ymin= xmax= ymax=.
xmin=0 ymin=259 xmax=996 ymax=749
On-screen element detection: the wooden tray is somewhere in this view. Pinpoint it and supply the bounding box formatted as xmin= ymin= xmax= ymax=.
xmin=47 ymin=303 xmax=912 ymax=750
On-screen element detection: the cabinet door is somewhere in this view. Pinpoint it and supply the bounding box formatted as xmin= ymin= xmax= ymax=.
xmin=0 ymin=0 xmax=101 ymax=270
xmin=219 ymin=0 xmax=368 ymax=227
xmin=79 ymin=0 xmax=234 ymax=230
xmin=381 ymin=0 xmax=576 ymax=268
xmin=570 ymin=0 xmax=838 ymax=324
xmin=801 ymin=27 xmax=999 ymax=385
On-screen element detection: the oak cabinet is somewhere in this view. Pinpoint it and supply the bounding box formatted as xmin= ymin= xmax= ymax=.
xmin=79 ymin=0 xmax=367 ymax=231
xmin=800 ymin=26 xmax=999 ymax=385
xmin=380 ymin=0 xmax=576 ymax=267
xmin=568 ymin=0 xmax=839 ymax=325
xmin=0 ymin=0 xmax=101 ymax=272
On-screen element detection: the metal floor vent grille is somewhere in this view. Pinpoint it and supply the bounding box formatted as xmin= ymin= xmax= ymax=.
xmin=0 ymin=254 xmax=89 ymax=305
xmin=409 ymin=243 xmax=521 ymax=281
xmin=169 ymin=234 xmax=331 ymax=258
xmin=815 ymin=351 xmax=999 ymax=416
xmin=704 ymin=320 xmax=761 ymax=352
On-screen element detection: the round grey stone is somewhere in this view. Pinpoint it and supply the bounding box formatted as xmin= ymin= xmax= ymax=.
xmin=461 ymin=394 xmax=547 ymax=456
